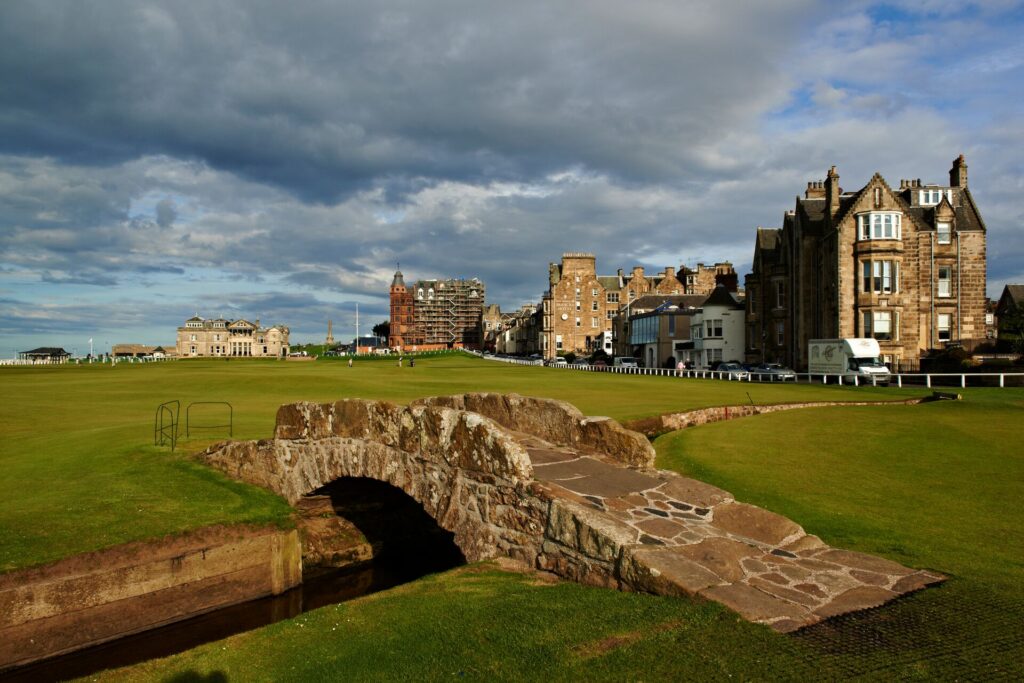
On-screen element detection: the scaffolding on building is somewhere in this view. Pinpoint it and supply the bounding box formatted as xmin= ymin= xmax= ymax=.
xmin=410 ymin=278 xmax=485 ymax=348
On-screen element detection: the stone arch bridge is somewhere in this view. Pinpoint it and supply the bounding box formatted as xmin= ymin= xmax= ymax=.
xmin=202 ymin=393 xmax=942 ymax=632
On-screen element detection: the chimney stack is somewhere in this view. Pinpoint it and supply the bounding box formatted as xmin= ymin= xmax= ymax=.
xmin=950 ymin=154 xmax=968 ymax=187
xmin=715 ymin=271 xmax=739 ymax=292
xmin=825 ymin=165 xmax=841 ymax=218
xmin=805 ymin=180 xmax=825 ymax=199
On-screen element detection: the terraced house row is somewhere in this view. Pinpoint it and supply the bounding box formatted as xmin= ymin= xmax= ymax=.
xmin=745 ymin=155 xmax=987 ymax=371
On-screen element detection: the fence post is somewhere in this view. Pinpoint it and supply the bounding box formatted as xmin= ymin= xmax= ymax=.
xmin=1000 ymin=374 xmax=1005 ymax=388
xmin=961 ymin=374 xmax=966 ymax=388
xmin=926 ymin=374 xmax=931 ymax=388
xmin=897 ymin=375 xmax=902 ymax=388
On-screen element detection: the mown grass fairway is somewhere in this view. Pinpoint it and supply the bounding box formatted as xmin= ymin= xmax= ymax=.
xmin=6 ymin=356 xmax=1022 ymax=679
xmin=0 ymin=354 xmax=919 ymax=573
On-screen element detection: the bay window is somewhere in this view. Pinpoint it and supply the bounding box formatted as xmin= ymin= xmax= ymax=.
xmin=858 ymin=212 xmax=903 ymax=240
xmin=861 ymin=260 xmax=899 ymax=294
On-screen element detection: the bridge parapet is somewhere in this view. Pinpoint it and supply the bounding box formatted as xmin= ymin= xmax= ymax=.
xmin=412 ymin=393 xmax=655 ymax=468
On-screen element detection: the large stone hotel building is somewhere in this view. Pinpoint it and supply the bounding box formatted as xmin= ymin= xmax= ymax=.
xmin=389 ymin=269 xmax=485 ymax=351
xmin=745 ymin=155 xmax=986 ymax=370
xmin=176 ymin=316 xmax=290 ymax=358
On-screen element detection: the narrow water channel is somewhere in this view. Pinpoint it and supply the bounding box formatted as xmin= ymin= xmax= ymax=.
xmin=2 ymin=478 xmax=467 ymax=682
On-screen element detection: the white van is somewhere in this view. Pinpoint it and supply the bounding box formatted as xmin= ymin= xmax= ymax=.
xmin=613 ymin=356 xmax=639 ymax=368
xmin=808 ymin=338 xmax=891 ymax=384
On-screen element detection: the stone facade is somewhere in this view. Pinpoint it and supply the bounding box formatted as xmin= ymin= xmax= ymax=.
xmin=495 ymin=304 xmax=543 ymax=355
xmin=745 ymin=156 xmax=987 ymax=370
xmin=389 ymin=270 xmax=485 ymax=351
xmin=542 ymin=254 xmax=686 ymax=358
xmin=678 ymin=262 xmax=737 ymax=296
xmin=176 ymin=316 xmax=289 ymax=358
xmin=201 ymin=393 xmax=943 ymax=632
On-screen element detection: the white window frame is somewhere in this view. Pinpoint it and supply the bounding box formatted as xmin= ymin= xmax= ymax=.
xmin=858 ymin=212 xmax=903 ymax=241
xmin=938 ymin=266 xmax=952 ymax=298
xmin=937 ymin=221 xmax=951 ymax=245
xmin=937 ymin=313 xmax=951 ymax=342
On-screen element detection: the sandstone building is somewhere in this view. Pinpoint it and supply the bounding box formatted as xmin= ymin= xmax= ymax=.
xmin=541 ymin=253 xmax=687 ymax=358
xmin=176 ymin=316 xmax=290 ymax=358
xmin=744 ymin=156 xmax=987 ymax=370
xmin=389 ymin=269 xmax=485 ymax=351
xmin=678 ymin=262 xmax=737 ymax=296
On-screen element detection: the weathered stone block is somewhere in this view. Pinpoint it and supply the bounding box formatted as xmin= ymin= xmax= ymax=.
xmin=619 ymin=547 xmax=724 ymax=596
xmin=658 ymin=474 xmax=733 ymax=508
xmin=710 ymin=502 xmax=804 ymax=547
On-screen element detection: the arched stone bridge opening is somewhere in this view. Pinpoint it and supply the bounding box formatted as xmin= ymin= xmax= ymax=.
xmin=305 ymin=476 xmax=467 ymax=576
xmin=203 ymin=393 xmax=944 ymax=632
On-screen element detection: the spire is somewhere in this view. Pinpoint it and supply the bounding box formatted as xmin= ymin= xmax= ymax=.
xmin=391 ymin=265 xmax=405 ymax=288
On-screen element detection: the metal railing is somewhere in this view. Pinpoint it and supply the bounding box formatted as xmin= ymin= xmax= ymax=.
xmin=472 ymin=351 xmax=1024 ymax=388
xmin=154 ymin=400 xmax=180 ymax=451
xmin=186 ymin=401 xmax=234 ymax=439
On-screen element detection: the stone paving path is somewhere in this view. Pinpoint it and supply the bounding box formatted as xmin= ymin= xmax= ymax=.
xmin=518 ymin=433 xmax=944 ymax=633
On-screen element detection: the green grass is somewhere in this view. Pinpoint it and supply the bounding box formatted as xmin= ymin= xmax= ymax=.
xmin=84 ymin=566 xmax=833 ymax=683
xmin=1 ymin=357 xmax=1011 ymax=679
xmin=87 ymin=386 xmax=1024 ymax=681
xmin=0 ymin=354 xmax=922 ymax=573
xmin=655 ymin=389 xmax=1024 ymax=678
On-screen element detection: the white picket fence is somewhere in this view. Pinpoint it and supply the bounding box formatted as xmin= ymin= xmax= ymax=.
xmin=471 ymin=352 xmax=1024 ymax=388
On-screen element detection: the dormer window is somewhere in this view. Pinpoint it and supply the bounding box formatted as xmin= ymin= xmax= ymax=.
xmin=427 ymin=288 xmax=434 ymax=300
xmin=858 ymin=212 xmax=902 ymax=241
xmin=919 ymin=189 xmax=953 ymax=206
xmin=937 ymin=221 xmax=951 ymax=245
xmin=417 ymin=288 xmax=424 ymax=300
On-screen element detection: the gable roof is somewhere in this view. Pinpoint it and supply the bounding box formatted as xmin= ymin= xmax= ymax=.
xmin=997 ymin=284 xmax=1024 ymax=316
xmin=701 ymin=285 xmax=744 ymax=310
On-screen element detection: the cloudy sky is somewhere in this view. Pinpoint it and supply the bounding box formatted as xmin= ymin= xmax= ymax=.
xmin=1 ymin=0 xmax=1022 ymax=353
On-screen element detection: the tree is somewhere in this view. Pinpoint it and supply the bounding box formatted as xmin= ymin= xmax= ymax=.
xmin=1000 ymin=303 xmax=1024 ymax=355
xmin=372 ymin=321 xmax=390 ymax=339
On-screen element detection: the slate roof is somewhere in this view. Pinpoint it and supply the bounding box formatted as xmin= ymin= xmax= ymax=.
xmin=997 ymin=284 xmax=1024 ymax=316
xmin=701 ymin=285 xmax=745 ymax=310
xmin=21 ymin=347 xmax=70 ymax=356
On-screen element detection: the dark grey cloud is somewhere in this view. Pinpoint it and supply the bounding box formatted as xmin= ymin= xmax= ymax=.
xmin=0 ymin=1 xmax=1021 ymax=352
xmin=0 ymin=1 xmax=815 ymax=202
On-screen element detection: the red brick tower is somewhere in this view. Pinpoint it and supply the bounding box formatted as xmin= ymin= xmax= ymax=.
xmin=389 ymin=267 xmax=414 ymax=350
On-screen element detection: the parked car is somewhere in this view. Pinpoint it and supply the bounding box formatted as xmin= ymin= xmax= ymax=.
xmin=613 ymin=356 xmax=639 ymax=368
xmin=592 ymin=359 xmax=608 ymax=369
xmin=545 ymin=357 xmax=568 ymax=367
xmin=717 ymin=362 xmax=749 ymax=380
xmin=752 ymin=363 xmax=797 ymax=381
xmin=571 ymin=359 xmax=590 ymax=367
